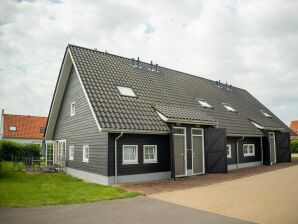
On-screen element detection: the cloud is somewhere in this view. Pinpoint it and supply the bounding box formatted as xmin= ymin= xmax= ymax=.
xmin=0 ymin=0 xmax=297 ymax=125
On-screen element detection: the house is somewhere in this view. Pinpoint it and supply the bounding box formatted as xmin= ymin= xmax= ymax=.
xmin=290 ymin=120 xmax=298 ymax=139
xmin=45 ymin=45 xmax=292 ymax=185
xmin=0 ymin=109 xmax=47 ymax=147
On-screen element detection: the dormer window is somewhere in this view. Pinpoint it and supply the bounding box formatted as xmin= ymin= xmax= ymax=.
xmin=9 ymin=126 xmax=16 ymax=131
xmin=222 ymin=103 xmax=236 ymax=112
xmin=197 ymin=99 xmax=212 ymax=108
xmin=117 ymin=86 xmax=136 ymax=97
xmin=260 ymin=110 xmax=271 ymax=118
xmin=70 ymin=102 xmax=75 ymax=117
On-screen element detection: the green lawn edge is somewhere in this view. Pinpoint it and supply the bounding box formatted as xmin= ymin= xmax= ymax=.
xmin=0 ymin=162 xmax=140 ymax=208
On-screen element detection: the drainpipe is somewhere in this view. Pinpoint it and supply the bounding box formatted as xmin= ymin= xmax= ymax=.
xmin=114 ymin=132 xmax=123 ymax=185
xmin=236 ymin=136 xmax=245 ymax=168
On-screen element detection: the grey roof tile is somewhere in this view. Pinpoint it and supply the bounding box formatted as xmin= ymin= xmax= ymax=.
xmin=69 ymin=45 xmax=291 ymax=135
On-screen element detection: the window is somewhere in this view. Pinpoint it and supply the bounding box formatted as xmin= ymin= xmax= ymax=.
xmin=40 ymin=127 xmax=45 ymax=133
xmin=260 ymin=110 xmax=271 ymax=118
xmin=173 ymin=127 xmax=185 ymax=135
xmin=197 ymin=99 xmax=212 ymax=108
xmin=117 ymin=86 xmax=136 ymax=97
xmin=143 ymin=145 xmax=157 ymax=163
xmin=122 ymin=145 xmax=138 ymax=164
xmin=243 ymin=144 xmax=255 ymax=157
xmin=69 ymin=146 xmax=74 ymax=160
xmin=192 ymin=129 xmax=203 ymax=136
xmin=83 ymin=145 xmax=89 ymax=162
xmin=70 ymin=102 xmax=75 ymax=117
xmin=223 ymin=103 xmax=236 ymax=112
xmin=227 ymin=144 xmax=232 ymax=158
xmin=9 ymin=126 xmax=16 ymax=131
xmin=269 ymin=132 xmax=275 ymax=138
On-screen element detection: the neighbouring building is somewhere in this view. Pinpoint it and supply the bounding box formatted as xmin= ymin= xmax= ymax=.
xmin=44 ymin=45 xmax=293 ymax=185
xmin=0 ymin=109 xmax=47 ymax=147
xmin=290 ymin=120 xmax=298 ymax=139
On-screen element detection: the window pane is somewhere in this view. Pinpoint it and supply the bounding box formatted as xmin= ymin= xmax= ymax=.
xmin=173 ymin=128 xmax=184 ymax=134
xmin=117 ymin=86 xmax=136 ymax=97
xmin=192 ymin=129 xmax=203 ymax=135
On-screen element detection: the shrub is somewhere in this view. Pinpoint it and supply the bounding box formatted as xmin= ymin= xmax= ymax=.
xmin=291 ymin=139 xmax=298 ymax=153
xmin=0 ymin=140 xmax=41 ymax=161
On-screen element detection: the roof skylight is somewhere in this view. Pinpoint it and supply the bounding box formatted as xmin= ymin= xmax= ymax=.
xmin=222 ymin=103 xmax=237 ymax=112
xmin=260 ymin=110 xmax=272 ymax=118
xmin=117 ymin=86 xmax=136 ymax=97
xmin=197 ymin=99 xmax=212 ymax=108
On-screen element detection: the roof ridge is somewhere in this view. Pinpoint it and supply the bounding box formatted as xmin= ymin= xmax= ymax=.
xmin=4 ymin=114 xmax=47 ymax=118
xmin=67 ymin=44 xmax=245 ymax=91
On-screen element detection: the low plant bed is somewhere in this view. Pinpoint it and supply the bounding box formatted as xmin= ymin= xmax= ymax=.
xmin=0 ymin=162 xmax=139 ymax=207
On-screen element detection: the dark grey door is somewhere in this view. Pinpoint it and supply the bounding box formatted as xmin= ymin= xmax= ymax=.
xmin=173 ymin=127 xmax=186 ymax=177
xmin=192 ymin=128 xmax=204 ymax=175
xmin=276 ymin=132 xmax=291 ymax=163
xmin=269 ymin=132 xmax=276 ymax=164
xmin=204 ymin=128 xmax=227 ymax=173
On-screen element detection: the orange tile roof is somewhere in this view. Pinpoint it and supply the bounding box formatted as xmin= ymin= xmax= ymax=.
xmin=3 ymin=114 xmax=47 ymax=139
xmin=290 ymin=120 xmax=298 ymax=135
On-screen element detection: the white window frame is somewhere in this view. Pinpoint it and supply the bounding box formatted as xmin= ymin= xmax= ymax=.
xmin=9 ymin=126 xmax=17 ymax=131
xmin=260 ymin=110 xmax=271 ymax=118
xmin=70 ymin=102 xmax=76 ymax=117
xmin=227 ymin=144 xmax=232 ymax=158
xmin=143 ymin=145 xmax=158 ymax=164
xmin=82 ymin=145 xmax=89 ymax=163
xmin=196 ymin=98 xmax=212 ymax=108
xmin=223 ymin=103 xmax=236 ymax=112
xmin=122 ymin=145 xmax=138 ymax=165
xmin=69 ymin=145 xmax=74 ymax=160
xmin=243 ymin=144 xmax=255 ymax=157
xmin=117 ymin=86 xmax=136 ymax=97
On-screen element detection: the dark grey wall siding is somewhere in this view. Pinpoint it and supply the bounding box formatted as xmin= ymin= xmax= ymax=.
xmin=227 ymin=137 xmax=237 ymax=165
xmin=239 ymin=137 xmax=262 ymax=163
xmin=227 ymin=137 xmax=262 ymax=164
xmin=53 ymin=67 xmax=108 ymax=176
xmin=108 ymin=133 xmax=170 ymax=176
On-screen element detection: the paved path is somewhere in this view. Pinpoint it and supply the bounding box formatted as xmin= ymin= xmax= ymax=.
xmin=150 ymin=165 xmax=298 ymax=224
xmin=0 ymin=197 xmax=253 ymax=224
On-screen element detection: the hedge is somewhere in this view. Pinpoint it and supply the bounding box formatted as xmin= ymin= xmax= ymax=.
xmin=0 ymin=140 xmax=41 ymax=161
xmin=291 ymin=139 xmax=298 ymax=153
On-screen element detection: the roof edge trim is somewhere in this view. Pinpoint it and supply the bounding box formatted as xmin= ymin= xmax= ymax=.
xmin=156 ymin=111 xmax=218 ymax=127
xmin=101 ymin=128 xmax=169 ymax=135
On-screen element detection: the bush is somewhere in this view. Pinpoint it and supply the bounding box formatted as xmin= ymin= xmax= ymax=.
xmin=0 ymin=140 xmax=41 ymax=161
xmin=291 ymin=139 xmax=298 ymax=153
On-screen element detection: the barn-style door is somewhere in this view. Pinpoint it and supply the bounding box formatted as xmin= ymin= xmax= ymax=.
xmin=204 ymin=128 xmax=227 ymax=173
xmin=276 ymin=132 xmax=291 ymax=163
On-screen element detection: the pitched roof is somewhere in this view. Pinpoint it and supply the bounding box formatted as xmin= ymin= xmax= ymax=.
xmin=3 ymin=114 xmax=47 ymax=139
xmin=290 ymin=120 xmax=298 ymax=135
xmin=66 ymin=45 xmax=291 ymax=136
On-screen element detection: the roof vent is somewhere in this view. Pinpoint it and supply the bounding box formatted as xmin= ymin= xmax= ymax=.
xmin=137 ymin=57 xmax=140 ymax=68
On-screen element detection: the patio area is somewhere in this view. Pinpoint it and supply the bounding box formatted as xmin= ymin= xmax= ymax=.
xmin=120 ymin=161 xmax=298 ymax=195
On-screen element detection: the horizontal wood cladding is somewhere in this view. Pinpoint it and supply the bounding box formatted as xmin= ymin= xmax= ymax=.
xmin=227 ymin=137 xmax=237 ymax=165
xmin=53 ymin=67 xmax=108 ymax=176
xmin=108 ymin=133 xmax=170 ymax=176
xmin=227 ymin=137 xmax=262 ymax=164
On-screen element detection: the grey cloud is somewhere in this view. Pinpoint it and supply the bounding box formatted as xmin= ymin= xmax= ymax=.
xmin=0 ymin=0 xmax=297 ymax=126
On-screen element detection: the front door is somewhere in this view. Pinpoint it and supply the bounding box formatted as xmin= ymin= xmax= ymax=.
xmin=173 ymin=127 xmax=187 ymax=177
xmin=54 ymin=140 xmax=66 ymax=167
xmin=191 ymin=128 xmax=205 ymax=175
xmin=269 ymin=132 xmax=276 ymax=164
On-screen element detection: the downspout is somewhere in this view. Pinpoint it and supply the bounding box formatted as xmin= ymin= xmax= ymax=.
xmin=114 ymin=132 xmax=123 ymax=185
xmin=236 ymin=136 xmax=245 ymax=168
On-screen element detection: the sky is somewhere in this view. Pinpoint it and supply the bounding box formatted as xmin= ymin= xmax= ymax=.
xmin=0 ymin=0 xmax=297 ymax=126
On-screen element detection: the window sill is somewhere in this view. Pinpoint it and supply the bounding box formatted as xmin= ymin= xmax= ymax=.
xmin=144 ymin=161 xmax=158 ymax=164
xmin=69 ymin=158 xmax=74 ymax=161
xmin=243 ymin=154 xmax=255 ymax=157
xmin=82 ymin=160 xmax=89 ymax=163
xmin=122 ymin=162 xmax=138 ymax=165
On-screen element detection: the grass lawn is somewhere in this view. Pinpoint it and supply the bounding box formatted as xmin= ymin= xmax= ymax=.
xmin=0 ymin=162 xmax=139 ymax=207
